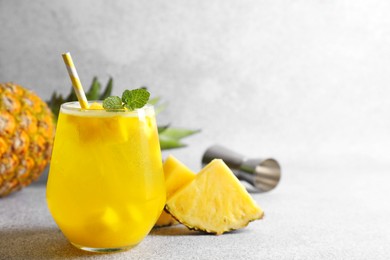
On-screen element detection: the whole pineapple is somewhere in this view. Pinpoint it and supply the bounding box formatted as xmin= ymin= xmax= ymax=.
xmin=0 ymin=82 xmax=55 ymax=197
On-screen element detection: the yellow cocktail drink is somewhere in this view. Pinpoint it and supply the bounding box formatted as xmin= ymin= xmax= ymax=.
xmin=46 ymin=102 xmax=165 ymax=252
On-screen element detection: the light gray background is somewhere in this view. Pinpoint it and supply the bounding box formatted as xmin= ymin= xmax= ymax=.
xmin=1 ymin=0 xmax=389 ymax=170
xmin=1 ymin=1 xmax=390 ymax=259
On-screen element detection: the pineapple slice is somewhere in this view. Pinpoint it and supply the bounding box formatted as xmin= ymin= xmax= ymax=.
xmin=155 ymin=155 xmax=196 ymax=227
xmin=155 ymin=211 xmax=177 ymax=227
xmin=163 ymin=155 xmax=196 ymax=199
xmin=166 ymin=159 xmax=264 ymax=235
xmin=88 ymin=102 xmax=104 ymax=110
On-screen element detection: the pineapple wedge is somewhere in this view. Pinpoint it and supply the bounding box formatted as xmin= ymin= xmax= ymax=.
xmin=154 ymin=155 xmax=196 ymax=227
xmin=166 ymin=159 xmax=264 ymax=235
xmin=155 ymin=211 xmax=177 ymax=227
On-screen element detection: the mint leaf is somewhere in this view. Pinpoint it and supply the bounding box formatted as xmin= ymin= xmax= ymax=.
xmin=103 ymin=96 xmax=123 ymax=110
xmin=122 ymin=88 xmax=150 ymax=110
xmin=102 ymin=88 xmax=150 ymax=112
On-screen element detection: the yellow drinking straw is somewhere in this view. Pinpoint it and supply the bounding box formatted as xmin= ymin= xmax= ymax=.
xmin=62 ymin=52 xmax=89 ymax=109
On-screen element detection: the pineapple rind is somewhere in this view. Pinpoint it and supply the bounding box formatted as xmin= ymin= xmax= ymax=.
xmin=0 ymin=82 xmax=55 ymax=197
xmin=166 ymin=159 xmax=264 ymax=235
xmin=166 ymin=210 xmax=263 ymax=235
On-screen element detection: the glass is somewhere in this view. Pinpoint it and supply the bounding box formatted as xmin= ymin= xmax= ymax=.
xmin=46 ymin=101 xmax=165 ymax=252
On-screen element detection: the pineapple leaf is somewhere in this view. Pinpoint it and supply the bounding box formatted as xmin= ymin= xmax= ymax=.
xmin=148 ymin=96 xmax=161 ymax=105
xmin=65 ymin=88 xmax=77 ymax=102
xmin=159 ymin=128 xmax=201 ymax=139
xmin=155 ymin=101 xmax=168 ymax=115
xmin=148 ymin=96 xmax=167 ymax=114
xmin=99 ymin=77 xmax=113 ymax=100
xmin=47 ymin=92 xmax=64 ymax=121
xmin=159 ymin=134 xmax=187 ymax=150
xmin=158 ymin=124 xmax=170 ymax=134
xmin=158 ymin=127 xmax=200 ymax=150
xmin=86 ymin=77 xmax=101 ymax=100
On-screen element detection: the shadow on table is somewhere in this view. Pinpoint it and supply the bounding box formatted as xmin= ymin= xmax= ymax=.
xmin=0 ymin=226 xmax=248 ymax=258
xmin=0 ymin=227 xmax=106 ymax=259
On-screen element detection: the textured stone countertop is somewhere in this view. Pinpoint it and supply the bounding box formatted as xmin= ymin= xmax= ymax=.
xmin=1 ymin=163 xmax=390 ymax=260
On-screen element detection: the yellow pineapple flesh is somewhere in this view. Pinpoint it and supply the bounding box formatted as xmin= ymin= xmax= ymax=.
xmin=155 ymin=155 xmax=196 ymax=227
xmin=166 ymin=159 xmax=264 ymax=235
xmin=0 ymin=82 xmax=55 ymax=197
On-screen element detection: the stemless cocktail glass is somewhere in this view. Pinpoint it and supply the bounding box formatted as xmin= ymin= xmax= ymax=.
xmin=46 ymin=101 xmax=165 ymax=252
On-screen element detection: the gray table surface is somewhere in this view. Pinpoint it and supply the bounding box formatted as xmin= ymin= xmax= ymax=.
xmin=1 ymin=163 xmax=390 ymax=260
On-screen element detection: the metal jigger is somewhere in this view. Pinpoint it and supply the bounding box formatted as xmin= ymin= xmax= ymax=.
xmin=202 ymin=145 xmax=281 ymax=192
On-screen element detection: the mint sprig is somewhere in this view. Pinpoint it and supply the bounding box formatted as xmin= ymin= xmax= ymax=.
xmin=122 ymin=89 xmax=150 ymax=110
xmin=103 ymin=96 xmax=123 ymax=110
xmin=103 ymin=88 xmax=150 ymax=111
